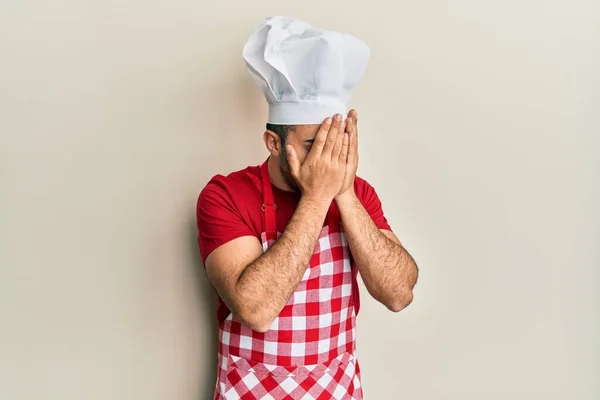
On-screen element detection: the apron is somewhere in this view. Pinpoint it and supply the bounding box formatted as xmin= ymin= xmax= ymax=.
xmin=213 ymin=160 xmax=363 ymax=400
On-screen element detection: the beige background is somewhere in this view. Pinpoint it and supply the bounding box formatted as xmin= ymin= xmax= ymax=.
xmin=1 ymin=1 xmax=598 ymax=399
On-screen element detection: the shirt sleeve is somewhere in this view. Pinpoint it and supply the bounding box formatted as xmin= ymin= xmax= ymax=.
xmin=196 ymin=178 xmax=256 ymax=264
xmin=356 ymin=178 xmax=392 ymax=231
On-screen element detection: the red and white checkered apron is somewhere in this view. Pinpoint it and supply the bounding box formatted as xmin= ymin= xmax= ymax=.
xmin=213 ymin=160 xmax=363 ymax=400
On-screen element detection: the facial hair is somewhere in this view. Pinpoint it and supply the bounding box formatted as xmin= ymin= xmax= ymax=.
xmin=279 ymin=146 xmax=300 ymax=192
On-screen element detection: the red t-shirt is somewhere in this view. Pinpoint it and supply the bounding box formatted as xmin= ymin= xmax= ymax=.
xmin=196 ymin=162 xmax=392 ymax=322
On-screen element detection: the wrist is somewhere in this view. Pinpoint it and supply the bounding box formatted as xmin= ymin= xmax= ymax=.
xmin=335 ymin=189 xmax=358 ymax=205
xmin=301 ymin=192 xmax=333 ymax=211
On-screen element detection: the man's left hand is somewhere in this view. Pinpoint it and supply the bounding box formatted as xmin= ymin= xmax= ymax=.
xmin=336 ymin=109 xmax=359 ymax=200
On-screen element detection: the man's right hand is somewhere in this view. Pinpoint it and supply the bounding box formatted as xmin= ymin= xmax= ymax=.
xmin=286 ymin=114 xmax=348 ymax=203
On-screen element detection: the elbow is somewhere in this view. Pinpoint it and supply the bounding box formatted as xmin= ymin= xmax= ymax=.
xmin=235 ymin=305 xmax=275 ymax=333
xmin=386 ymin=288 xmax=414 ymax=313
xmin=388 ymin=266 xmax=419 ymax=312
xmin=247 ymin=320 xmax=273 ymax=334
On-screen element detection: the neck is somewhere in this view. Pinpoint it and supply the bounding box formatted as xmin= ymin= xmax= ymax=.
xmin=267 ymin=156 xmax=295 ymax=192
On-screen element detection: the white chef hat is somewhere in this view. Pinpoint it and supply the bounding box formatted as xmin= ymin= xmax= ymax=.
xmin=243 ymin=16 xmax=370 ymax=125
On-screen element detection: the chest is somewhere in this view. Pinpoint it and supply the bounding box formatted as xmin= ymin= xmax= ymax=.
xmin=240 ymin=191 xmax=341 ymax=241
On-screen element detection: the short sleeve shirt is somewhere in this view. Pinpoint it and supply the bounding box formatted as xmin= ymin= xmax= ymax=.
xmin=196 ymin=162 xmax=392 ymax=322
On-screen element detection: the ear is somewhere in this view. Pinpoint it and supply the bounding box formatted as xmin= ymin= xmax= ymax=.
xmin=263 ymin=130 xmax=282 ymax=156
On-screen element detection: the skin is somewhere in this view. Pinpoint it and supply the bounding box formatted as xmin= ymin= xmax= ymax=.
xmin=204 ymin=110 xmax=418 ymax=332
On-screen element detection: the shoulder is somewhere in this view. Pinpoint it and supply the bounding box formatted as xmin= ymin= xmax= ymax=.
xmin=354 ymin=175 xmax=372 ymax=190
xmin=198 ymin=165 xmax=261 ymax=206
xmin=353 ymin=176 xmax=378 ymax=199
xmin=196 ymin=165 xmax=263 ymax=263
xmin=353 ymin=175 xmax=392 ymax=230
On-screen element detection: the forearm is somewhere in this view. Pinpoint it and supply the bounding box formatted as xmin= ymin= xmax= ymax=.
xmin=337 ymin=192 xmax=418 ymax=311
xmin=236 ymin=195 xmax=330 ymax=330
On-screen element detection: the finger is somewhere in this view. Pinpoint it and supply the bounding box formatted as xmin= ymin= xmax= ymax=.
xmin=308 ymin=117 xmax=333 ymax=159
xmin=339 ymin=130 xmax=350 ymax=164
xmin=286 ymin=145 xmax=300 ymax=178
xmin=331 ymin=117 xmax=347 ymax=161
xmin=347 ymin=117 xmax=357 ymax=165
xmin=351 ymin=111 xmax=359 ymax=146
xmin=349 ymin=109 xmax=358 ymax=145
xmin=348 ymin=109 xmax=358 ymax=126
xmin=321 ymin=114 xmax=342 ymax=156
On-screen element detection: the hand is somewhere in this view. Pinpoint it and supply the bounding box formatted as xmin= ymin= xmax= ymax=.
xmin=336 ymin=109 xmax=359 ymax=200
xmin=287 ymin=114 xmax=349 ymax=204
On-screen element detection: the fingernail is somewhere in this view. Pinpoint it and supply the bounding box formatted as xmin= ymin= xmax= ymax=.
xmin=325 ymin=117 xmax=332 ymax=124
xmin=335 ymin=114 xmax=342 ymax=121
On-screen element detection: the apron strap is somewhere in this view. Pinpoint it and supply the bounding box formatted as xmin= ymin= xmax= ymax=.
xmin=260 ymin=159 xmax=278 ymax=241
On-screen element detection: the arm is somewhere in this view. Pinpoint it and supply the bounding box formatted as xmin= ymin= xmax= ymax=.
xmin=335 ymin=109 xmax=418 ymax=312
xmin=202 ymin=115 xmax=348 ymax=332
xmin=205 ymin=195 xmax=330 ymax=332
xmin=336 ymin=192 xmax=418 ymax=311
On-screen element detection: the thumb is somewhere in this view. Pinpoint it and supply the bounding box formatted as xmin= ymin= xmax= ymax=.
xmin=286 ymin=145 xmax=300 ymax=177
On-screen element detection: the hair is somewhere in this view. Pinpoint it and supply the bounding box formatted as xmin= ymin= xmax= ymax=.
xmin=266 ymin=123 xmax=294 ymax=144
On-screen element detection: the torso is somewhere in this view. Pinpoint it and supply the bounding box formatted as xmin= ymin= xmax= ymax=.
xmin=213 ymin=160 xmax=364 ymax=399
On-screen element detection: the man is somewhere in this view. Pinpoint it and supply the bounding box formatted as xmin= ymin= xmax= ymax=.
xmin=197 ymin=16 xmax=418 ymax=400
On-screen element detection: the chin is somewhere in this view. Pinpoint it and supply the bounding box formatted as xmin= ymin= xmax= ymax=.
xmin=281 ymin=171 xmax=299 ymax=192
xmin=285 ymin=178 xmax=300 ymax=193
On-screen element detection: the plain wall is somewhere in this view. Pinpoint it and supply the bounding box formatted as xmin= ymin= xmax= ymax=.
xmin=1 ymin=1 xmax=598 ymax=399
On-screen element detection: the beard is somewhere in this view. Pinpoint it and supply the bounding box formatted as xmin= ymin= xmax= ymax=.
xmin=279 ymin=146 xmax=300 ymax=192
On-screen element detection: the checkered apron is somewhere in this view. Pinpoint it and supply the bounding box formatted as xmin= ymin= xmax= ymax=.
xmin=213 ymin=160 xmax=363 ymax=399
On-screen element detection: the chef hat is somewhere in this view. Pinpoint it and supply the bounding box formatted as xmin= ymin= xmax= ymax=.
xmin=243 ymin=16 xmax=370 ymax=125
